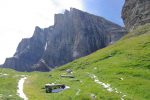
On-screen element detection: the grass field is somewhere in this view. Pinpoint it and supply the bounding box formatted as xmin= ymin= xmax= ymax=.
xmin=0 ymin=68 xmax=28 ymax=100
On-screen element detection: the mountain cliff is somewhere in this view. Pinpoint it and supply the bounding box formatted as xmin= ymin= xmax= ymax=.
xmin=122 ymin=0 xmax=150 ymax=31
xmin=2 ymin=8 xmax=126 ymax=71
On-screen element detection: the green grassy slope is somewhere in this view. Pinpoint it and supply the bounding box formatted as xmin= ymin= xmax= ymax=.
xmin=0 ymin=24 xmax=150 ymax=100
xmin=24 ymin=24 xmax=150 ymax=100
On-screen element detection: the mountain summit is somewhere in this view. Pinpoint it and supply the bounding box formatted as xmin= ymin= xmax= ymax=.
xmin=2 ymin=8 xmax=126 ymax=71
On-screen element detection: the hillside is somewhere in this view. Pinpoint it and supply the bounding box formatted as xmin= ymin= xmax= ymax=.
xmin=17 ymin=24 xmax=150 ymax=100
xmin=0 ymin=24 xmax=150 ymax=100
xmin=0 ymin=0 xmax=150 ymax=99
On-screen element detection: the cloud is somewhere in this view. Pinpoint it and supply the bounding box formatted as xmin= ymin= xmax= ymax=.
xmin=0 ymin=0 xmax=84 ymax=64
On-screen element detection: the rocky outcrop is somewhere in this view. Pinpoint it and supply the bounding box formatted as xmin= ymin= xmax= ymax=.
xmin=122 ymin=0 xmax=150 ymax=31
xmin=3 ymin=27 xmax=48 ymax=71
xmin=2 ymin=8 xmax=126 ymax=71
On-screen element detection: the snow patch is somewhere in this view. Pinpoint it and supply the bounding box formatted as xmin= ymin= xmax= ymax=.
xmin=51 ymin=86 xmax=70 ymax=93
xmin=89 ymin=74 xmax=126 ymax=100
xmin=90 ymin=75 xmax=113 ymax=92
xmin=17 ymin=77 xmax=28 ymax=100
xmin=121 ymin=95 xmax=126 ymax=100
xmin=3 ymin=74 xmax=8 ymax=76
xmin=0 ymin=73 xmax=8 ymax=77
xmin=45 ymin=42 xmax=47 ymax=50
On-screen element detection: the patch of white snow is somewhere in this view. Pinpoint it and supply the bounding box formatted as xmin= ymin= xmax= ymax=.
xmin=3 ymin=74 xmax=8 ymax=76
xmin=89 ymin=74 xmax=126 ymax=100
xmin=45 ymin=42 xmax=47 ymax=50
xmin=0 ymin=73 xmax=8 ymax=77
xmin=0 ymin=73 xmax=8 ymax=75
xmin=51 ymin=86 xmax=70 ymax=93
xmin=90 ymin=74 xmax=113 ymax=93
xmin=17 ymin=77 xmax=28 ymax=100
xmin=121 ymin=95 xmax=126 ymax=100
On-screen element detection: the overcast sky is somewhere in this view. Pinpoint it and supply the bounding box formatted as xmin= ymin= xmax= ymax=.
xmin=0 ymin=0 xmax=124 ymax=64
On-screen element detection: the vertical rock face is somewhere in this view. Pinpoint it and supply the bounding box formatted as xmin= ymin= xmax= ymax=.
xmin=122 ymin=0 xmax=150 ymax=31
xmin=2 ymin=8 xmax=126 ymax=71
xmin=3 ymin=27 xmax=48 ymax=71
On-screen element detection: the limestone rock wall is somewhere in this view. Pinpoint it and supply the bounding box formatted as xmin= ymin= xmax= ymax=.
xmin=2 ymin=8 xmax=126 ymax=71
xmin=122 ymin=0 xmax=150 ymax=31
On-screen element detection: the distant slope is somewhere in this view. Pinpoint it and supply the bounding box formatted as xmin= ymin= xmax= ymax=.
xmin=24 ymin=24 xmax=150 ymax=100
